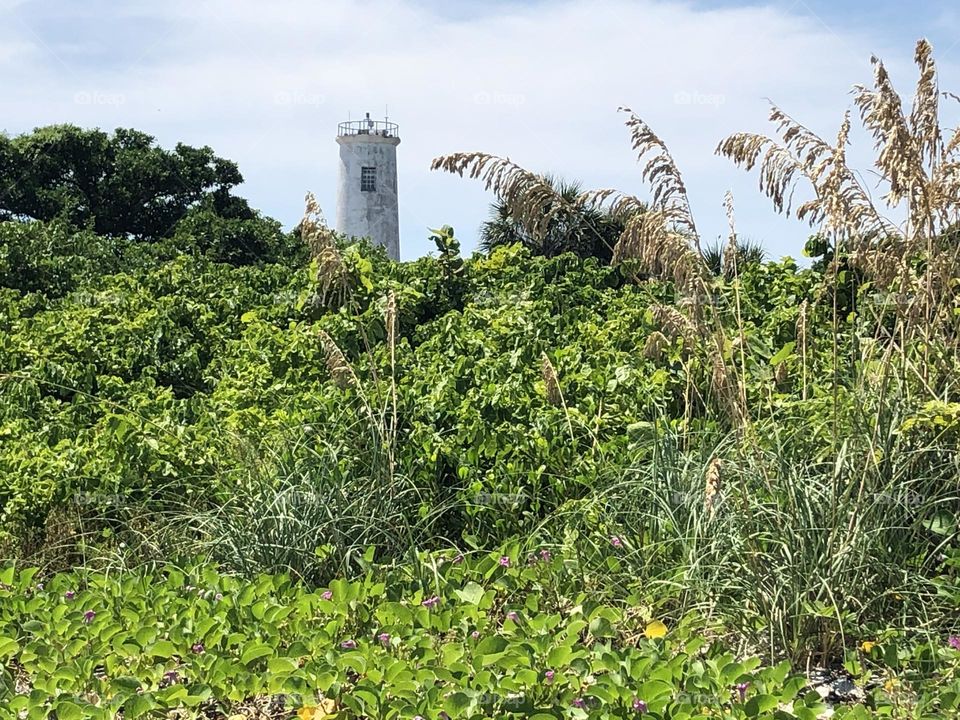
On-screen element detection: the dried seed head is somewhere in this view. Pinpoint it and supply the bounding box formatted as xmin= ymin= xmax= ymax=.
xmin=774 ymin=361 xmax=788 ymax=385
xmin=704 ymin=456 xmax=722 ymax=514
xmin=430 ymin=153 xmax=577 ymax=244
xmin=597 ymin=207 xmax=705 ymax=287
xmin=796 ymin=300 xmax=808 ymax=340
xmin=301 ymin=192 xmax=348 ymax=307
xmin=651 ymin=304 xmax=699 ymax=349
xmin=711 ymin=349 xmax=744 ymax=422
xmin=711 ymin=353 xmax=729 ymax=394
xmin=541 ymin=353 xmax=562 ymax=407
xmin=722 ymin=191 xmax=739 ymax=279
xmin=643 ymin=331 xmax=669 ymax=360
xmin=385 ymin=291 xmax=397 ymax=351
xmin=318 ymin=329 xmax=356 ymax=389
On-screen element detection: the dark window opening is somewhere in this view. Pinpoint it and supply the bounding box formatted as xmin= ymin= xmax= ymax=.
xmin=361 ymin=166 xmax=376 ymax=192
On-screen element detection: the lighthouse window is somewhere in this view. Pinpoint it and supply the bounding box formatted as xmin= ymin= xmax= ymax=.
xmin=361 ymin=166 xmax=377 ymax=192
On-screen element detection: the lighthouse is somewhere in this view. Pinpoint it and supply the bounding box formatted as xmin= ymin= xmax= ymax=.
xmin=335 ymin=112 xmax=401 ymax=260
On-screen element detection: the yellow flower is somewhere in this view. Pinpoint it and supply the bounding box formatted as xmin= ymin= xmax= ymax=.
xmin=644 ymin=620 xmax=668 ymax=639
xmin=298 ymin=700 xmax=337 ymax=720
xmin=860 ymin=641 xmax=875 ymax=652
xmin=884 ymin=678 xmax=895 ymax=692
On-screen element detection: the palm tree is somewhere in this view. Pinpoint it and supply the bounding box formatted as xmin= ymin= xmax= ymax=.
xmin=478 ymin=176 xmax=625 ymax=263
xmin=702 ymin=236 xmax=767 ymax=279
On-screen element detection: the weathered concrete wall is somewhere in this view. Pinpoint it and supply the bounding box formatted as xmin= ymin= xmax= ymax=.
xmin=335 ymin=133 xmax=401 ymax=260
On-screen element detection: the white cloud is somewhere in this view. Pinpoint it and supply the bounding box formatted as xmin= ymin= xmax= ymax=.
xmin=1 ymin=0 xmax=956 ymax=259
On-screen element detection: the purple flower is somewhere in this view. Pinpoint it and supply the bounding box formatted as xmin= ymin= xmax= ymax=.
xmin=163 ymin=670 xmax=179 ymax=682
xmin=471 ymin=631 xmax=480 ymax=639
xmin=378 ymin=632 xmax=391 ymax=647
xmin=83 ymin=610 xmax=96 ymax=624
xmin=949 ymin=636 xmax=960 ymax=651
xmin=499 ymin=556 xmax=511 ymax=567
xmin=214 ymin=592 xmax=223 ymax=602
xmin=632 ymin=698 xmax=648 ymax=713
xmin=422 ymin=595 xmax=440 ymax=609
xmin=544 ymin=670 xmax=555 ymax=684
xmin=572 ymin=697 xmax=587 ymax=709
xmin=64 ymin=591 xmax=76 ymax=601
xmin=735 ymin=682 xmax=749 ymax=702
xmin=610 ymin=536 xmax=623 ymax=548
xmin=321 ymin=590 xmax=333 ymax=600
xmin=340 ymin=639 xmax=357 ymax=649
xmin=539 ymin=549 xmax=552 ymax=562
xmin=506 ymin=611 xmax=519 ymax=622
xmin=191 ymin=642 xmax=205 ymax=654
xmin=452 ymin=553 xmax=464 ymax=564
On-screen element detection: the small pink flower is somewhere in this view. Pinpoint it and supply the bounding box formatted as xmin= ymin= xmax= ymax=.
xmin=452 ymin=553 xmax=464 ymax=564
xmin=321 ymin=590 xmax=333 ymax=600
xmin=422 ymin=595 xmax=440 ymax=609
xmin=572 ymin=697 xmax=587 ymax=709
xmin=632 ymin=698 xmax=648 ymax=713
xmin=64 ymin=591 xmax=76 ymax=600
xmin=191 ymin=642 xmax=205 ymax=654
xmin=539 ymin=549 xmax=552 ymax=562
xmin=83 ymin=610 xmax=96 ymax=624
xmin=378 ymin=632 xmax=391 ymax=647
xmin=610 ymin=536 xmax=623 ymax=548
xmin=544 ymin=670 xmax=555 ymax=684
xmin=340 ymin=639 xmax=357 ymax=649
xmin=735 ymin=682 xmax=749 ymax=702
xmin=949 ymin=636 xmax=960 ymax=651
xmin=506 ymin=611 xmax=519 ymax=622
xmin=214 ymin=592 xmax=223 ymax=602
xmin=499 ymin=556 xmax=511 ymax=567
xmin=471 ymin=631 xmax=480 ymax=639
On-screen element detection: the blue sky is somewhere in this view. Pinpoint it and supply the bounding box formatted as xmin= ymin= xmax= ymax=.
xmin=1 ymin=0 xmax=957 ymax=260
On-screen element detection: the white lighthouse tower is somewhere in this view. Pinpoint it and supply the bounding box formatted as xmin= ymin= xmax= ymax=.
xmin=335 ymin=112 xmax=401 ymax=260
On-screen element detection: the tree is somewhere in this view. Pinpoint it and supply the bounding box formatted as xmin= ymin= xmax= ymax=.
xmin=478 ymin=176 xmax=625 ymax=263
xmin=171 ymin=197 xmax=308 ymax=266
xmin=702 ymin=236 xmax=767 ymax=279
xmin=0 ymin=125 xmax=251 ymax=240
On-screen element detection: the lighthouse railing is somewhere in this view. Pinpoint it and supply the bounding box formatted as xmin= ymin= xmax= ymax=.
xmin=338 ymin=120 xmax=400 ymax=138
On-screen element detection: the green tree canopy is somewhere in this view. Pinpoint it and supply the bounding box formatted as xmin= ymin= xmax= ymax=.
xmin=0 ymin=125 xmax=250 ymax=240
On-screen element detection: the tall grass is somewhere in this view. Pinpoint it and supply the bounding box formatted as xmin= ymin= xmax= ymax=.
xmin=175 ymin=427 xmax=445 ymax=585
xmin=560 ymin=379 xmax=960 ymax=663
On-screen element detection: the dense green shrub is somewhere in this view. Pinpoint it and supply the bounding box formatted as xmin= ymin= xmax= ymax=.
xmin=1 ymin=221 xmax=958 ymax=665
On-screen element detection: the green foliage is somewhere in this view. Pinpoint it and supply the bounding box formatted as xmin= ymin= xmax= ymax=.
xmin=1 ymin=220 xmax=959 ymax=673
xmin=0 ymin=127 xmax=295 ymax=265
xmin=701 ymin=237 xmax=767 ymax=279
xmin=172 ymin=204 xmax=305 ymax=266
xmin=479 ymin=177 xmax=624 ymax=262
xmin=0 ymin=126 xmax=240 ymax=237
xmin=0 ymin=553 xmax=862 ymax=719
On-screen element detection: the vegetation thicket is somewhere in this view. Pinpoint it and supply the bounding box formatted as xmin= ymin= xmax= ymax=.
xmin=1 ymin=39 xmax=960 ymax=720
